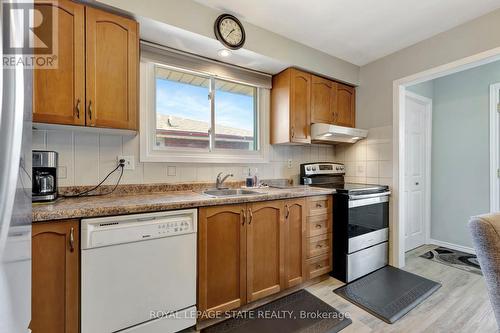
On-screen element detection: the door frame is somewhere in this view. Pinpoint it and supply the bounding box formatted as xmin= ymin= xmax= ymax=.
xmin=490 ymin=83 xmax=500 ymax=212
xmin=392 ymin=47 xmax=500 ymax=268
xmin=404 ymin=91 xmax=432 ymax=251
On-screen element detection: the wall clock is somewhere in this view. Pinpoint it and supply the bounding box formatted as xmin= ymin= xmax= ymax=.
xmin=214 ymin=14 xmax=246 ymax=50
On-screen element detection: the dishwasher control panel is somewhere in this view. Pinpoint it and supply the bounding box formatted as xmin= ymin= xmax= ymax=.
xmin=81 ymin=209 xmax=197 ymax=249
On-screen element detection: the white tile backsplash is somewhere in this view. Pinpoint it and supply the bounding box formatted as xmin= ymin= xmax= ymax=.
xmin=334 ymin=125 xmax=393 ymax=186
xmin=33 ymin=129 xmax=336 ymax=186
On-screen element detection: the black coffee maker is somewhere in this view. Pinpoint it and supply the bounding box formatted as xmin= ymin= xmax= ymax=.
xmin=32 ymin=150 xmax=58 ymax=202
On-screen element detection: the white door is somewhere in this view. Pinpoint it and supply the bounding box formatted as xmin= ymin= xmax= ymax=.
xmin=404 ymin=92 xmax=431 ymax=251
xmin=489 ymin=84 xmax=500 ymax=212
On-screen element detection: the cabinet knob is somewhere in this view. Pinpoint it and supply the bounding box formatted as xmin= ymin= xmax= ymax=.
xmin=315 ymin=224 xmax=322 ymax=229
xmin=316 ymin=244 xmax=323 ymax=249
xmin=88 ymin=100 xmax=93 ymax=124
xmin=69 ymin=227 xmax=74 ymax=252
xmin=248 ymin=208 xmax=253 ymax=225
xmin=291 ymin=127 xmax=295 ymax=138
xmin=75 ymin=99 xmax=81 ymax=119
xmin=241 ymin=209 xmax=246 ymax=226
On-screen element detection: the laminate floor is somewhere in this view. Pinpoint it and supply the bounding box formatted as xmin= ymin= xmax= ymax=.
xmin=306 ymin=244 xmax=498 ymax=333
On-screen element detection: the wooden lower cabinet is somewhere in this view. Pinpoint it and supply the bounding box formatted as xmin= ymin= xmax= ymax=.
xmin=198 ymin=198 xmax=308 ymax=316
xmin=31 ymin=220 xmax=79 ymax=333
xmin=198 ymin=205 xmax=247 ymax=315
xmin=284 ymin=198 xmax=306 ymax=288
xmin=246 ymin=200 xmax=285 ymax=302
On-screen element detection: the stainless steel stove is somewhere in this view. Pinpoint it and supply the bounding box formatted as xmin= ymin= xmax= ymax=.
xmin=300 ymin=162 xmax=391 ymax=282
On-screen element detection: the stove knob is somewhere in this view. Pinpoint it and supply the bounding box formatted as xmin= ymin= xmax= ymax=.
xmin=312 ymin=166 xmax=317 ymax=171
xmin=306 ymin=166 xmax=311 ymax=171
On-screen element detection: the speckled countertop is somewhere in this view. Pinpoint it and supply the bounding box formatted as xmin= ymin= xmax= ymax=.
xmin=32 ymin=185 xmax=335 ymax=222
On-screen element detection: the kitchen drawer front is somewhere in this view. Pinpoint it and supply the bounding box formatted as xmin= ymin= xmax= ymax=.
xmin=306 ymin=253 xmax=332 ymax=279
xmin=307 ymin=195 xmax=332 ymax=216
xmin=306 ymin=214 xmax=331 ymax=237
xmin=307 ymin=233 xmax=331 ymax=258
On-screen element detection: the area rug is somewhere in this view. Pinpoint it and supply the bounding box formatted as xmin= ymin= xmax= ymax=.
xmin=419 ymin=246 xmax=482 ymax=275
xmin=334 ymin=266 xmax=441 ymax=324
xmin=202 ymin=290 xmax=352 ymax=333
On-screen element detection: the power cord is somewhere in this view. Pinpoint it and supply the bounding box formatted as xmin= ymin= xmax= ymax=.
xmin=62 ymin=159 xmax=126 ymax=198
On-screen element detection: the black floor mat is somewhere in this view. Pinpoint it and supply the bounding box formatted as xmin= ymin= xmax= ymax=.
xmin=202 ymin=290 xmax=352 ymax=333
xmin=334 ymin=266 xmax=441 ymax=324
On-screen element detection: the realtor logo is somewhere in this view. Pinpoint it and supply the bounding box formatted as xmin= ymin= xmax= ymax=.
xmin=2 ymin=0 xmax=58 ymax=69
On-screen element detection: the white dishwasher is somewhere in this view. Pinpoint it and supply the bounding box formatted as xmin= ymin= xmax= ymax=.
xmin=81 ymin=209 xmax=197 ymax=333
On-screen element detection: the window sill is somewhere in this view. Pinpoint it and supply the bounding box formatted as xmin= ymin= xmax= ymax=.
xmin=140 ymin=150 xmax=269 ymax=164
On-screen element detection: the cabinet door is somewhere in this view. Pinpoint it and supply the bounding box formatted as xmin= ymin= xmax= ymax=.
xmin=86 ymin=7 xmax=138 ymax=130
xmin=198 ymin=205 xmax=247 ymax=315
xmin=311 ymin=75 xmax=334 ymax=124
xmin=32 ymin=220 xmax=79 ymax=333
xmin=33 ymin=0 xmax=85 ymax=126
xmin=246 ymin=200 xmax=285 ymax=302
xmin=335 ymin=83 xmax=355 ymax=127
xmin=290 ymin=69 xmax=311 ymax=143
xmin=284 ymin=198 xmax=306 ymax=288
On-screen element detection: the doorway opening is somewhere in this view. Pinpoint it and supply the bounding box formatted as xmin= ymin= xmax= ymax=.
xmin=392 ymin=48 xmax=500 ymax=268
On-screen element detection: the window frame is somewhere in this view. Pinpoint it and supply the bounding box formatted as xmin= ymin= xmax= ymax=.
xmin=140 ymin=61 xmax=270 ymax=163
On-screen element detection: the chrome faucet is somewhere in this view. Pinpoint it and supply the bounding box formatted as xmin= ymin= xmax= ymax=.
xmin=216 ymin=172 xmax=233 ymax=189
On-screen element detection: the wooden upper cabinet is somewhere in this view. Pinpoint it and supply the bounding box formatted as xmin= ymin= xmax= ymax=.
xmin=246 ymin=200 xmax=285 ymax=302
xmin=335 ymin=83 xmax=355 ymax=127
xmin=198 ymin=205 xmax=247 ymax=315
xmin=32 ymin=220 xmax=79 ymax=333
xmin=311 ymin=75 xmax=337 ymax=124
xmin=33 ymin=0 xmax=85 ymax=126
xmin=86 ymin=7 xmax=138 ymax=130
xmin=290 ymin=69 xmax=311 ymax=143
xmin=284 ymin=198 xmax=306 ymax=288
xmin=271 ymin=68 xmax=311 ymax=144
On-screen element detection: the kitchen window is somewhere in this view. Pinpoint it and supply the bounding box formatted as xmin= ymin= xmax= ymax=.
xmin=154 ymin=66 xmax=258 ymax=151
xmin=140 ymin=44 xmax=271 ymax=163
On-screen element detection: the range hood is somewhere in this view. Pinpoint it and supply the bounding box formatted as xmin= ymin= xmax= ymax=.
xmin=311 ymin=123 xmax=368 ymax=144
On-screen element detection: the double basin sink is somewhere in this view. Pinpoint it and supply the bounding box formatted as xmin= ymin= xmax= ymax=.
xmin=203 ymin=189 xmax=264 ymax=197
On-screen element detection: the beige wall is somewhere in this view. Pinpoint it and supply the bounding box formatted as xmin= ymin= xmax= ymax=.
xmin=97 ymin=0 xmax=360 ymax=85
xmin=357 ymin=8 xmax=500 ymax=128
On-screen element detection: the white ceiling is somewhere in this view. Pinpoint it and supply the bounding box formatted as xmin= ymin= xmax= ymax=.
xmin=195 ymin=0 xmax=500 ymax=66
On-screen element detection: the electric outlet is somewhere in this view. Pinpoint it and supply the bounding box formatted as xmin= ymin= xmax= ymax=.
xmin=287 ymin=159 xmax=293 ymax=169
xmin=118 ymin=155 xmax=135 ymax=170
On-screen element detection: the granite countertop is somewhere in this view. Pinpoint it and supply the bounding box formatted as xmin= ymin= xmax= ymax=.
xmin=32 ymin=185 xmax=335 ymax=222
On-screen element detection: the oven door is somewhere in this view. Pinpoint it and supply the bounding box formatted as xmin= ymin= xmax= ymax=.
xmin=347 ymin=192 xmax=390 ymax=253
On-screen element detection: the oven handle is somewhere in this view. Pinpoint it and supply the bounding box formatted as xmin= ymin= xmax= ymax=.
xmin=348 ymin=191 xmax=391 ymax=200
xmin=349 ymin=194 xmax=390 ymax=208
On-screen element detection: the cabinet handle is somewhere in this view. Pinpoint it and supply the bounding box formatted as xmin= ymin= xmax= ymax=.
xmin=291 ymin=127 xmax=295 ymax=138
xmin=75 ymin=99 xmax=80 ymax=119
xmin=69 ymin=227 xmax=74 ymax=252
xmin=285 ymin=204 xmax=290 ymax=219
xmin=316 ymin=202 xmax=323 ymax=208
xmin=88 ymin=100 xmax=93 ymax=122
xmin=316 ymin=264 xmax=322 ymax=269
xmin=316 ymin=244 xmax=323 ymax=249
xmin=248 ymin=208 xmax=253 ymax=225
xmin=315 ymin=224 xmax=322 ymax=229
xmin=241 ymin=209 xmax=246 ymax=225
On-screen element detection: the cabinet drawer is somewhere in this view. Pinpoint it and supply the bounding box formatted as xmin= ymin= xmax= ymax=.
xmin=306 ymin=253 xmax=332 ymax=279
xmin=307 ymin=195 xmax=332 ymax=216
xmin=307 ymin=233 xmax=331 ymax=258
xmin=306 ymin=214 xmax=331 ymax=237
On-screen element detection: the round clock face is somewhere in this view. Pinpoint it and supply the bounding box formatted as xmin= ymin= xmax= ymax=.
xmin=215 ymin=14 xmax=245 ymax=49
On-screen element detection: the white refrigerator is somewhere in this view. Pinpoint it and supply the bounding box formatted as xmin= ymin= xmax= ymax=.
xmin=0 ymin=1 xmax=33 ymax=332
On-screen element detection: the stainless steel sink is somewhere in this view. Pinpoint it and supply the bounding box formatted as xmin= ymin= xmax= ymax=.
xmin=203 ymin=189 xmax=263 ymax=197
